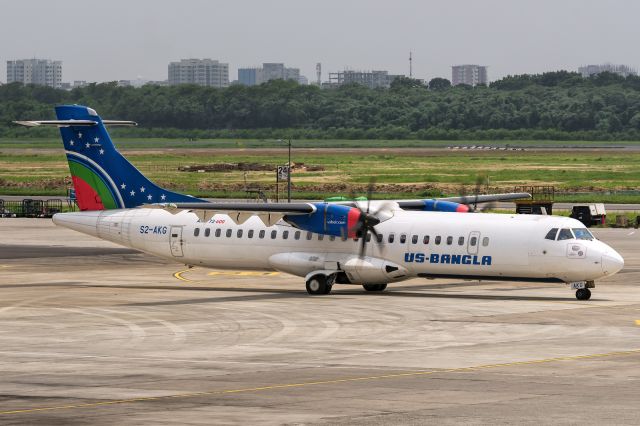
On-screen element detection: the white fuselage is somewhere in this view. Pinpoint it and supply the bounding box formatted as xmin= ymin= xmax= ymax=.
xmin=52 ymin=208 xmax=624 ymax=286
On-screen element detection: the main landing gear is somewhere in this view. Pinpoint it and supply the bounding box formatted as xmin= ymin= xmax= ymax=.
xmin=306 ymin=275 xmax=333 ymax=295
xmin=362 ymin=284 xmax=387 ymax=292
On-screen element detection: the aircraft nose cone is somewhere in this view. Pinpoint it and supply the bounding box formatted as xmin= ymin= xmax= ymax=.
xmin=601 ymin=251 xmax=624 ymax=275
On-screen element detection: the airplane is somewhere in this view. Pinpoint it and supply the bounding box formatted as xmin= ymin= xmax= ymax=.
xmin=15 ymin=105 xmax=625 ymax=300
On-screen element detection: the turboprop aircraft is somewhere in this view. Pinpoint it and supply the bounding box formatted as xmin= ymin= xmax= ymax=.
xmin=16 ymin=105 xmax=624 ymax=300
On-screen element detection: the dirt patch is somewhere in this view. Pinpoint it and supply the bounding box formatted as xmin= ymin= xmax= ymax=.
xmin=178 ymin=162 xmax=324 ymax=172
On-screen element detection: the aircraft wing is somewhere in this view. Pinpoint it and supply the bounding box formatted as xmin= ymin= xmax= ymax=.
xmin=398 ymin=192 xmax=531 ymax=210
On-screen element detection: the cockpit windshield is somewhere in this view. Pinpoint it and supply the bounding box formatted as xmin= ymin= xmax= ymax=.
xmin=572 ymin=228 xmax=594 ymax=240
xmin=557 ymin=228 xmax=574 ymax=240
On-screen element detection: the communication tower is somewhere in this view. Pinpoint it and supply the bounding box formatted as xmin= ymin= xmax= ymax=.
xmin=316 ymin=63 xmax=321 ymax=85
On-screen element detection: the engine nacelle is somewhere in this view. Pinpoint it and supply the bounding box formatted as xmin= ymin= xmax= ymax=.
xmin=285 ymin=203 xmax=361 ymax=238
xmin=421 ymin=199 xmax=469 ymax=213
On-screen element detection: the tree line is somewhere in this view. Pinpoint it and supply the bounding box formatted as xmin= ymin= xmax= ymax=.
xmin=2 ymin=71 xmax=640 ymax=140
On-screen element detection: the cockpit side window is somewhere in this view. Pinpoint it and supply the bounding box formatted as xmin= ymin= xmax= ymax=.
xmin=545 ymin=228 xmax=558 ymax=240
xmin=557 ymin=228 xmax=574 ymax=240
xmin=572 ymin=228 xmax=594 ymax=240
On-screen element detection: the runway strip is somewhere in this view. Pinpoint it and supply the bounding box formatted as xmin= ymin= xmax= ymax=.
xmin=2 ymin=347 xmax=639 ymax=416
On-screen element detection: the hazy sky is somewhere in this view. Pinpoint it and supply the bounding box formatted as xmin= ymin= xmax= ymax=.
xmin=1 ymin=0 xmax=639 ymax=84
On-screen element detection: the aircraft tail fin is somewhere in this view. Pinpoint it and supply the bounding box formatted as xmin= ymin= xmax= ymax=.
xmin=17 ymin=105 xmax=205 ymax=210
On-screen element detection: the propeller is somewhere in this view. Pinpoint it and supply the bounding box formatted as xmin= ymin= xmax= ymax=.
xmin=348 ymin=180 xmax=389 ymax=258
xmin=459 ymin=174 xmax=496 ymax=213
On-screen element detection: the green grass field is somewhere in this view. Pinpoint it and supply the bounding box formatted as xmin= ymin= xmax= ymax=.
xmin=1 ymin=137 xmax=640 ymax=202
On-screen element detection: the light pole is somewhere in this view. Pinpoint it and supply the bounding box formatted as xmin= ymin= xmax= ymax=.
xmin=278 ymin=139 xmax=292 ymax=202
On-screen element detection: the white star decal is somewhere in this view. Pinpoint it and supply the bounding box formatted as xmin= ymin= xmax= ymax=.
xmin=94 ymin=137 xmax=100 ymax=143
xmin=160 ymin=194 xmax=166 ymax=200
xmin=99 ymin=149 xmax=104 ymax=155
xmin=147 ymin=194 xmax=152 ymax=200
xmin=140 ymin=186 xmax=145 ymax=193
xmin=69 ymin=140 xmax=74 ymax=146
xmin=130 ymin=190 xmax=136 ymax=196
xmin=85 ymin=142 xmax=90 ymax=149
xmin=78 ymin=132 xmax=83 ymax=139
xmin=120 ymin=183 xmax=126 ymax=189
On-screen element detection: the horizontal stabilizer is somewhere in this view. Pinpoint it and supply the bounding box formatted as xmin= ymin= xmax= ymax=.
xmin=13 ymin=120 xmax=137 ymax=127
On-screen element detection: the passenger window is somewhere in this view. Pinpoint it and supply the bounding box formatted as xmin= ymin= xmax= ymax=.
xmin=194 ymin=228 xmax=200 ymax=237
xmin=458 ymin=236 xmax=464 ymax=246
xmin=259 ymin=230 xmax=265 ymax=239
xmin=318 ymin=234 xmax=324 ymax=241
xmin=329 ymin=235 xmax=336 ymax=241
xmin=545 ymin=228 xmax=558 ymax=240
xmin=412 ymin=235 xmax=418 ymax=244
xmin=446 ymin=236 xmax=453 ymax=245
xmin=400 ymin=234 xmax=406 ymax=244
xmin=482 ymin=237 xmax=489 ymax=246
xmin=282 ymin=230 xmax=289 ymax=240
xmin=271 ymin=230 xmax=277 ymax=239
xmin=306 ymin=232 xmax=313 ymax=240
xmin=237 ymin=229 xmax=243 ymax=238
xmin=366 ymin=233 xmax=372 ymax=242
xmin=248 ymin=230 xmax=254 ymax=238
xmin=215 ymin=229 xmax=221 ymax=237
xmin=388 ymin=234 xmax=395 ymax=244
xmin=423 ymin=235 xmax=430 ymax=244
xmin=205 ymin=228 xmax=210 ymax=237
xmin=226 ymin=229 xmax=232 ymax=238
xmin=470 ymin=236 xmax=477 ymax=246
xmin=376 ymin=234 xmax=383 ymax=243
xmin=435 ymin=236 xmax=441 ymax=245
xmin=341 ymin=234 xmax=348 ymax=241
xmin=295 ymin=231 xmax=301 ymax=240
xmin=557 ymin=228 xmax=574 ymax=240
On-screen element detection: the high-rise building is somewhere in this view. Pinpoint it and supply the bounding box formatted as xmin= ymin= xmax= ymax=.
xmin=237 ymin=63 xmax=303 ymax=86
xmin=6 ymin=59 xmax=63 ymax=88
xmin=578 ymin=64 xmax=637 ymax=78
xmin=451 ymin=65 xmax=488 ymax=86
xmin=327 ymin=70 xmax=403 ymax=89
xmin=167 ymin=59 xmax=229 ymax=87
xmin=238 ymin=68 xmax=264 ymax=86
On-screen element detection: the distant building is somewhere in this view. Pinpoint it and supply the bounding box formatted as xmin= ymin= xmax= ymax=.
xmin=168 ymin=58 xmax=229 ymax=87
xmin=579 ymin=63 xmax=637 ymax=78
xmin=6 ymin=59 xmax=63 ymax=88
xmin=327 ymin=70 xmax=403 ymax=89
xmin=451 ymin=65 xmax=488 ymax=86
xmin=298 ymin=75 xmax=308 ymax=85
xmin=238 ymin=67 xmax=264 ymax=86
xmin=238 ymin=63 xmax=302 ymax=86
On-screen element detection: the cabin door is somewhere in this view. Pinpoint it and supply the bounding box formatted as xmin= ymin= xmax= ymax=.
xmin=170 ymin=226 xmax=184 ymax=257
xmin=467 ymin=231 xmax=481 ymax=255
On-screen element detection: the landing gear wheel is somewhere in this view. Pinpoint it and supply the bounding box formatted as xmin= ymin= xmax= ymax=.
xmin=575 ymin=288 xmax=591 ymax=301
xmin=363 ymin=283 xmax=387 ymax=292
xmin=306 ymin=275 xmax=328 ymax=295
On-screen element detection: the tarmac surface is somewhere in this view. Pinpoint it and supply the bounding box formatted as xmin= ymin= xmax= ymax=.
xmin=0 ymin=218 xmax=639 ymax=425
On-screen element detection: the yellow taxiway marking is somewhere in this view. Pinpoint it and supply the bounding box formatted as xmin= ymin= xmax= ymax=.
xmin=173 ymin=269 xmax=280 ymax=283
xmin=172 ymin=269 xmax=195 ymax=283
xmin=207 ymin=271 xmax=280 ymax=277
xmin=2 ymin=348 xmax=640 ymax=416
xmin=635 ymin=320 xmax=640 ymax=326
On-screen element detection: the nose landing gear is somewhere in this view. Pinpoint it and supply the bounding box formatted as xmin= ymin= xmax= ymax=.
xmin=575 ymin=288 xmax=592 ymax=300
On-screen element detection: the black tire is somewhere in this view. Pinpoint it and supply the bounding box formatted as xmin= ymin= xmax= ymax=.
xmin=576 ymin=288 xmax=592 ymax=301
xmin=323 ymin=284 xmax=333 ymax=295
xmin=306 ymin=275 xmax=328 ymax=295
xmin=363 ymin=284 xmax=387 ymax=292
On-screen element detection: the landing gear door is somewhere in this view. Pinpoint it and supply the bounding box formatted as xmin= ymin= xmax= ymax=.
xmin=467 ymin=231 xmax=480 ymax=255
xmin=170 ymin=226 xmax=184 ymax=257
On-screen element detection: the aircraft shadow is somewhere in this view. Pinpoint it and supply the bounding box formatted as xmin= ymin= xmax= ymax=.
xmin=117 ymin=284 xmax=580 ymax=306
